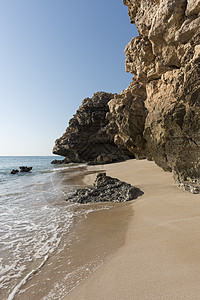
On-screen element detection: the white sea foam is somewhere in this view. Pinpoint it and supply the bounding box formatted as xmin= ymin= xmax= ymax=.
xmin=51 ymin=163 xmax=87 ymax=173
xmin=41 ymin=257 xmax=108 ymax=300
xmin=7 ymin=255 xmax=49 ymax=300
xmin=0 ymin=157 xmax=111 ymax=299
xmin=0 ymin=162 xmax=76 ymax=298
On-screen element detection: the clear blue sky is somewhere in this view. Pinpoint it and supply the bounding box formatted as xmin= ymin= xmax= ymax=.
xmin=0 ymin=0 xmax=137 ymax=156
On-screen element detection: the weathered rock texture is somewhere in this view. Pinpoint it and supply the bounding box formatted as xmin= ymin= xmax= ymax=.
xmin=108 ymin=0 xmax=200 ymax=186
xmin=53 ymin=92 xmax=128 ymax=163
xmin=107 ymin=81 xmax=147 ymax=159
xmin=66 ymin=173 xmax=142 ymax=203
xmin=53 ymin=0 xmax=200 ymax=189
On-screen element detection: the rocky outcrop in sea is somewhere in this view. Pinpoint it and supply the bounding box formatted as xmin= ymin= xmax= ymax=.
xmin=10 ymin=166 xmax=33 ymax=174
xmin=53 ymin=0 xmax=200 ymax=191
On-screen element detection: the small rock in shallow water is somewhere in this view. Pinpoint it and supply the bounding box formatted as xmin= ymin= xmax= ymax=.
xmin=11 ymin=169 xmax=19 ymax=174
xmin=19 ymin=166 xmax=33 ymax=172
xmin=66 ymin=172 xmax=143 ymax=204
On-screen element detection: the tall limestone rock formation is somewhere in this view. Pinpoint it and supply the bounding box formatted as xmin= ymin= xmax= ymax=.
xmin=53 ymin=0 xmax=200 ymax=190
xmin=109 ymin=0 xmax=200 ymax=186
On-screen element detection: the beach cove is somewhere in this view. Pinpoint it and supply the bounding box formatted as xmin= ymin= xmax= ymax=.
xmin=1 ymin=0 xmax=199 ymax=298
xmin=1 ymin=158 xmax=200 ymax=299
xmin=65 ymin=159 xmax=200 ymax=300
xmin=0 ymin=157 xmax=132 ymax=300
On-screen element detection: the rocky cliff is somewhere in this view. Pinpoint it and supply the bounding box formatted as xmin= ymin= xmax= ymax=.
xmin=53 ymin=92 xmax=129 ymax=164
xmin=110 ymin=0 xmax=200 ymax=187
xmin=53 ymin=0 xmax=200 ymax=191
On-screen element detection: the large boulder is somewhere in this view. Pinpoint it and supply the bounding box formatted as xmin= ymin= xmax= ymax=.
xmin=65 ymin=173 xmax=142 ymax=204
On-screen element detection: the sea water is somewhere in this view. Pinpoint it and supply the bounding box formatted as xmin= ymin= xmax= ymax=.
xmin=0 ymin=156 xmax=130 ymax=300
xmin=0 ymin=156 xmax=93 ymax=299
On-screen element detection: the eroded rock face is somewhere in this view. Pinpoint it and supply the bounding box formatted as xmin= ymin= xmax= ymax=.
xmin=53 ymin=92 xmax=127 ymax=163
xmin=88 ymin=154 xmax=122 ymax=165
xmin=110 ymin=0 xmax=200 ymax=185
xmin=107 ymin=81 xmax=147 ymax=159
xmin=53 ymin=0 xmax=200 ymax=188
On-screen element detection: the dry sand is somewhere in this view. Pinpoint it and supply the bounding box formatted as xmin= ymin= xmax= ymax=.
xmin=64 ymin=159 xmax=200 ymax=300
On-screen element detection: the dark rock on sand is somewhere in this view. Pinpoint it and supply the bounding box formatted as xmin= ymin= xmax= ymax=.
xmin=11 ymin=169 xmax=19 ymax=174
xmin=19 ymin=166 xmax=33 ymax=172
xmin=66 ymin=172 xmax=142 ymax=204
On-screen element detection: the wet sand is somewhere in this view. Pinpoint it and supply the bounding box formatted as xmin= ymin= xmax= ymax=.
xmin=64 ymin=159 xmax=200 ymax=300
xmin=13 ymin=166 xmax=132 ymax=300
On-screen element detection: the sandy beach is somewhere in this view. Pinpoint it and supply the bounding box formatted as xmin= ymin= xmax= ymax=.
xmin=6 ymin=164 xmax=132 ymax=300
xmin=64 ymin=159 xmax=200 ymax=300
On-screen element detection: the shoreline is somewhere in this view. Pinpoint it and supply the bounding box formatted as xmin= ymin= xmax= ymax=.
xmin=64 ymin=159 xmax=200 ymax=300
xmin=10 ymin=164 xmax=132 ymax=300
